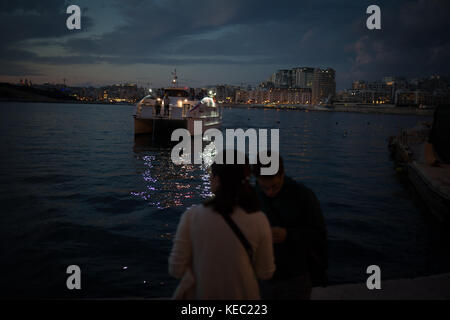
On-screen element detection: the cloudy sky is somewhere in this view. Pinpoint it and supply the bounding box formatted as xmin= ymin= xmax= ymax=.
xmin=1 ymin=0 xmax=449 ymax=90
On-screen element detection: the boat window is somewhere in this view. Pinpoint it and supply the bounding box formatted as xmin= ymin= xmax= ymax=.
xmin=164 ymin=90 xmax=190 ymax=97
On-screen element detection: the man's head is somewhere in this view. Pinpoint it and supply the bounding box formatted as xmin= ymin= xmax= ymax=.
xmin=252 ymin=153 xmax=285 ymax=198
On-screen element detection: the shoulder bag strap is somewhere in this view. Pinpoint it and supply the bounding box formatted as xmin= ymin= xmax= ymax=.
xmin=221 ymin=213 xmax=253 ymax=262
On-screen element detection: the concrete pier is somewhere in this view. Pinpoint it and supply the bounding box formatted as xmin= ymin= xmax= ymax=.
xmin=311 ymin=273 xmax=450 ymax=300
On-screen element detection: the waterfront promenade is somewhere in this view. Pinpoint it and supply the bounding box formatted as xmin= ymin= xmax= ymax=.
xmin=150 ymin=273 xmax=450 ymax=300
xmin=221 ymin=103 xmax=434 ymax=116
xmin=312 ymin=272 xmax=450 ymax=300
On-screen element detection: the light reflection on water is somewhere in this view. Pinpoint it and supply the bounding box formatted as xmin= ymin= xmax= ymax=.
xmin=131 ymin=136 xmax=216 ymax=209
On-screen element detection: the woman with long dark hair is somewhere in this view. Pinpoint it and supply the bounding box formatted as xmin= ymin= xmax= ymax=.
xmin=169 ymin=150 xmax=275 ymax=299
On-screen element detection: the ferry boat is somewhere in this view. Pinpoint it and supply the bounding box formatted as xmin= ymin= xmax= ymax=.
xmin=134 ymin=71 xmax=222 ymax=136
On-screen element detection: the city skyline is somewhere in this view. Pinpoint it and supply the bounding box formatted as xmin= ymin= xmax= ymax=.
xmin=1 ymin=0 xmax=450 ymax=90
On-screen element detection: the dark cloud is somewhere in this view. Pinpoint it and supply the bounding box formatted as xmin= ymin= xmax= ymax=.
xmin=1 ymin=0 xmax=450 ymax=88
xmin=346 ymin=0 xmax=450 ymax=81
xmin=59 ymin=0 xmax=361 ymax=67
xmin=0 ymin=0 xmax=93 ymax=76
xmin=0 ymin=61 xmax=41 ymax=76
xmin=0 ymin=0 xmax=93 ymax=44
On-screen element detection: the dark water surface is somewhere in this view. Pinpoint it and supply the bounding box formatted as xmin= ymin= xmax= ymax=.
xmin=1 ymin=102 xmax=449 ymax=298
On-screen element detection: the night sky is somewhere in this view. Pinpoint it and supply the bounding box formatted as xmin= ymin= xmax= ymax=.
xmin=1 ymin=0 xmax=449 ymax=89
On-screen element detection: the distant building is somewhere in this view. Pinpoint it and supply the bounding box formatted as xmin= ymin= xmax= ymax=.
xmin=258 ymin=81 xmax=274 ymax=90
xmin=395 ymin=90 xmax=433 ymax=106
xmin=292 ymin=67 xmax=315 ymax=89
xmin=272 ymin=69 xmax=292 ymax=88
xmin=214 ymin=85 xmax=237 ymax=103
xmin=252 ymin=66 xmax=335 ymax=105
xmin=235 ymin=89 xmax=249 ymax=104
xmin=97 ymin=83 xmax=145 ymax=103
xmin=342 ymin=80 xmax=394 ymax=104
xmin=344 ymin=75 xmax=450 ymax=106
xmin=382 ymin=76 xmax=395 ymax=84
xmin=266 ymin=66 xmax=331 ymax=95
xmin=246 ymin=88 xmax=311 ymax=104
xmin=312 ymin=68 xmax=336 ymax=105
xmin=352 ymin=80 xmax=367 ymax=90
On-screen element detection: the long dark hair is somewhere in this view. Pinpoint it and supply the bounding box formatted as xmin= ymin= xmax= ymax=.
xmin=204 ymin=150 xmax=260 ymax=216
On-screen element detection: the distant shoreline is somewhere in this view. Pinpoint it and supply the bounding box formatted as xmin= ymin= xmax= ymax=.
xmin=0 ymin=98 xmax=135 ymax=107
xmin=220 ymin=103 xmax=434 ymax=116
xmin=0 ymin=99 xmax=434 ymax=116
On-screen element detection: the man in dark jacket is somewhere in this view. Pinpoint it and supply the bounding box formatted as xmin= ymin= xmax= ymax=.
xmin=253 ymin=154 xmax=328 ymax=299
xmin=425 ymin=105 xmax=450 ymax=165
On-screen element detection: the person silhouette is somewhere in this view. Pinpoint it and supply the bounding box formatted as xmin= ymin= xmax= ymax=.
xmin=169 ymin=150 xmax=275 ymax=299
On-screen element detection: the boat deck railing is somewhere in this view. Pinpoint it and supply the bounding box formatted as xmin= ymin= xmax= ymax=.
xmin=137 ymin=104 xmax=220 ymax=120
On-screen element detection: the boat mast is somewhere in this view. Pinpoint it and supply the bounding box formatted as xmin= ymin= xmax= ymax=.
xmin=171 ymin=69 xmax=178 ymax=87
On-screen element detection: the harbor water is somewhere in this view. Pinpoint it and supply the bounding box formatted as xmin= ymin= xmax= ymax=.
xmin=1 ymin=102 xmax=449 ymax=298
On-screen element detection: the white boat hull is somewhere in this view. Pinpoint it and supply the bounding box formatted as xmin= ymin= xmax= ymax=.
xmin=134 ymin=116 xmax=221 ymax=136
